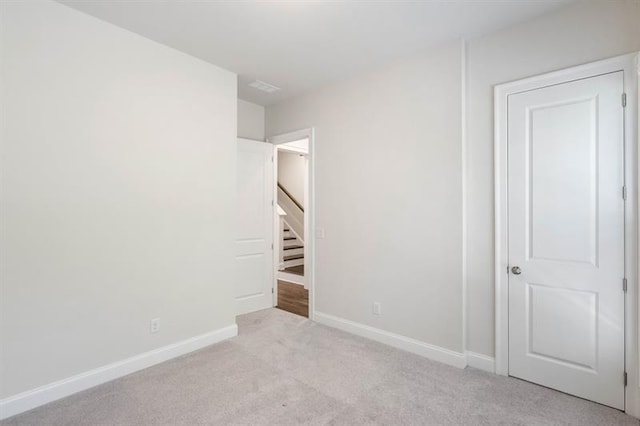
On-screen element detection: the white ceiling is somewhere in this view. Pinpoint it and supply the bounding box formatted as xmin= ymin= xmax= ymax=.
xmin=59 ymin=0 xmax=574 ymax=106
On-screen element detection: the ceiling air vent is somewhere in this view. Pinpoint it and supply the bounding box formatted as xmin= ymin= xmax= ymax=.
xmin=249 ymin=80 xmax=280 ymax=94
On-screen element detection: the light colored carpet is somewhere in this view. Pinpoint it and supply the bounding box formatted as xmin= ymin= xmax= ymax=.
xmin=2 ymin=308 xmax=637 ymax=425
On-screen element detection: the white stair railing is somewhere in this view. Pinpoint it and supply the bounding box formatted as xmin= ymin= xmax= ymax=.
xmin=277 ymin=185 xmax=304 ymax=241
xmin=277 ymin=182 xmax=305 ymax=272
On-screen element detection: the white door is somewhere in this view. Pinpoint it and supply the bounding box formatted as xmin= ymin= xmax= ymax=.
xmin=507 ymin=72 xmax=625 ymax=409
xmin=235 ymin=138 xmax=274 ymax=315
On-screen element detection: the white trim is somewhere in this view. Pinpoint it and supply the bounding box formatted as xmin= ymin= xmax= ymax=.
xmin=314 ymin=312 xmax=467 ymax=369
xmin=466 ymin=351 xmax=495 ymax=373
xmin=308 ymin=128 xmax=315 ymax=319
xmin=460 ymin=38 xmax=468 ymax=356
xmin=630 ymin=52 xmax=640 ymax=420
xmin=0 ymin=324 xmax=238 ymax=420
xmin=268 ymin=128 xmax=316 ymax=320
xmin=269 ymin=129 xmax=311 ymax=146
xmin=494 ymin=52 xmax=638 ymax=416
xmin=237 ymin=137 xmax=266 ymax=143
xmin=273 ymin=147 xmax=281 ymax=304
xmin=278 ymin=144 xmax=308 ymax=155
xmin=494 ymin=74 xmax=507 ymax=377
xmin=277 ymin=271 xmax=305 ymax=285
xmin=237 ymin=137 xmax=270 ymax=145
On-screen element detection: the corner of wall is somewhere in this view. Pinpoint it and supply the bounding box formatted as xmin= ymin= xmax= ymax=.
xmin=237 ymin=99 xmax=266 ymax=141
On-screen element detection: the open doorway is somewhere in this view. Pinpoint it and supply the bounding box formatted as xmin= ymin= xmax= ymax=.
xmin=270 ymin=129 xmax=314 ymax=319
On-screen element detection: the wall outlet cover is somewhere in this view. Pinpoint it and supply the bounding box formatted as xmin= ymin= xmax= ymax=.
xmin=150 ymin=318 xmax=160 ymax=333
xmin=373 ymin=302 xmax=382 ymax=315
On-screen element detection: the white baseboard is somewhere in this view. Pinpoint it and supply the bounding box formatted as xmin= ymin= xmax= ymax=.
xmin=0 ymin=324 xmax=238 ymax=420
xmin=314 ymin=312 xmax=466 ymax=369
xmin=465 ymin=351 xmax=495 ymax=373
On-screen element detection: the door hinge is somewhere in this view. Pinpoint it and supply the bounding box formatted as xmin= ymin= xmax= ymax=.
xmin=623 ymin=278 xmax=628 ymax=293
xmin=624 ymin=372 xmax=628 ymax=386
xmin=271 ymin=199 xmax=274 ymax=206
xmin=622 ymin=186 xmax=627 ymax=200
xmin=272 ymin=287 xmax=274 ymax=294
xmin=271 ymin=156 xmax=274 ymax=162
xmin=271 ymin=243 xmax=274 ymax=250
xmin=622 ymin=93 xmax=627 ymax=108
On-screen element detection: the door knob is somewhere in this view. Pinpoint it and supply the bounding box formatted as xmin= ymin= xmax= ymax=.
xmin=511 ymin=266 xmax=522 ymax=275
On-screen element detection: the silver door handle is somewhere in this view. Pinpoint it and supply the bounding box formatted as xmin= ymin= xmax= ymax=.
xmin=511 ymin=266 xmax=522 ymax=275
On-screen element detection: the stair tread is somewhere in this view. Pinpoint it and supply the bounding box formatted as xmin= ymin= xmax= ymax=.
xmin=284 ymin=237 xmax=296 ymax=241
xmin=284 ymin=254 xmax=304 ymax=261
xmin=284 ymin=245 xmax=304 ymax=250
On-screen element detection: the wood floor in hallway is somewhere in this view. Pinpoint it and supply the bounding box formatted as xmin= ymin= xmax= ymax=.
xmin=276 ymin=280 xmax=308 ymax=318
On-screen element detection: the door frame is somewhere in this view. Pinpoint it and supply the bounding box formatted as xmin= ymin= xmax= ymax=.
xmin=494 ymin=52 xmax=639 ymax=415
xmin=268 ymin=128 xmax=316 ymax=320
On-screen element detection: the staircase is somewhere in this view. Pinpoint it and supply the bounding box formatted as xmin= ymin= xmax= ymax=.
xmin=281 ymin=225 xmax=304 ymax=273
xmin=277 ymin=182 xmax=304 ymax=276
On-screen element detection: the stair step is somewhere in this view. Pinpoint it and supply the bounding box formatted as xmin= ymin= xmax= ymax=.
xmin=283 ymin=239 xmax=300 ymax=248
xmin=283 ymin=247 xmax=303 ymax=256
xmin=284 ymin=254 xmax=304 ymax=261
xmin=284 ymin=245 xmax=303 ymax=250
xmin=283 ymin=257 xmax=304 ymax=267
xmin=284 ymin=237 xmax=296 ymax=241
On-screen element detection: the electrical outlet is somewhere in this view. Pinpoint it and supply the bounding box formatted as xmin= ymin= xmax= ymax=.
xmin=150 ymin=318 xmax=160 ymax=334
xmin=373 ymin=302 xmax=382 ymax=316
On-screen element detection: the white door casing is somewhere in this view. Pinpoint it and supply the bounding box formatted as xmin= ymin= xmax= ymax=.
xmin=269 ymin=128 xmax=316 ymax=319
xmin=235 ymin=138 xmax=274 ymax=315
xmin=507 ymin=72 xmax=624 ymax=409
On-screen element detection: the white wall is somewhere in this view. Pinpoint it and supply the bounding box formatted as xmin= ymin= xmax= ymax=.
xmin=278 ymin=151 xmax=306 ymax=208
xmin=267 ymin=41 xmax=464 ymax=353
xmin=237 ymin=99 xmax=265 ymax=140
xmin=465 ymin=0 xmax=640 ymax=358
xmin=265 ymin=0 xmax=640 ymax=366
xmin=0 ymin=0 xmax=237 ymax=399
xmin=2 ymin=0 xmax=637 ymax=412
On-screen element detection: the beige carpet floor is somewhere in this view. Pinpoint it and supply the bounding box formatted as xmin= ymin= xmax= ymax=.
xmin=2 ymin=308 xmax=638 ymax=425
